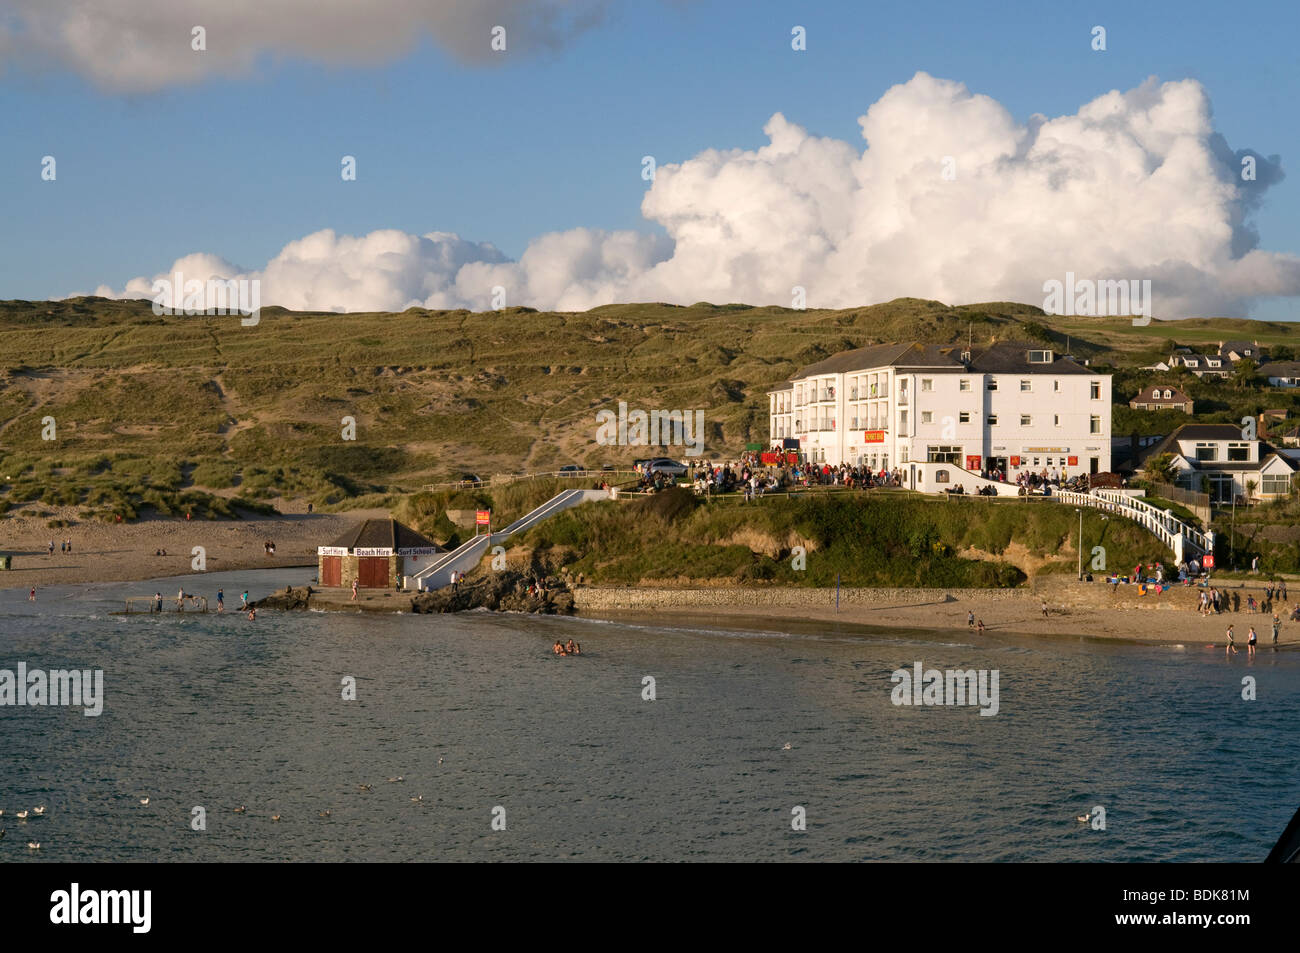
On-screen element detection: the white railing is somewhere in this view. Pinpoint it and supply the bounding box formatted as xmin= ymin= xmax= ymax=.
xmin=1056 ymin=489 xmax=1214 ymax=564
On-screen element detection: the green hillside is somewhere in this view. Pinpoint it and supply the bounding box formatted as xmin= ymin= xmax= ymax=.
xmin=1 ymin=295 xmax=1298 ymax=520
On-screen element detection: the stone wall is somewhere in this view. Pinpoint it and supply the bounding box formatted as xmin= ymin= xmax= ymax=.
xmin=572 ymin=586 xmax=1032 ymax=612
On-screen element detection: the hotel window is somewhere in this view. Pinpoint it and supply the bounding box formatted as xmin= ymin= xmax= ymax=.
xmin=987 ymin=378 xmax=999 ymax=391
xmin=1020 ymin=379 xmax=1031 ymax=392
xmin=959 ymin=412 xmax=971 ymax=424
xmin=1020 ymin=414 xmax=1032 ymax=426
xmin=1090 ymin=415 xmax=1102 ymax=434
xmin=900 ymin=447 xmax=909 ymax=464
xmin=1054 ymin=414 xmax=1060 ymax=427
xmin=1227 ymin=442 xmax=1249 ymax=462
xmin=1195 ymin=443 xmax=1217 ymax=462
xmin=1262 ymin=474 xmax=1290 ymax=495
xmin=899 ymin=410 xmax=908 ymax=430
xmin=1090 ymin=381 xmax=1101 ymax=399
xmin=921 ymin=411 xmax=933 ymax=424
xmin=959 ymin=379 xmax=971 ymax=392
xmin=1032 ymin=457 xmax=1040 ymax=467
xmin=927 ymin=445 xmax=962 ymax=463
xmin=921 ymin=378 xmax=933 ymax=392
xmin=1053 ymin=380 xmax=1061 ymax=392
xmin=987 ymin=414 xmax=998 ymax=426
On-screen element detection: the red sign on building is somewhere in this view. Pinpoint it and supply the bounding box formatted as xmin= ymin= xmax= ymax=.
xmin=965 ymin=455 xmax=982 ymax=471
xmin=862 ymin=430 xmax=885 ymax=443
xmin=1067 ymin=455 xmax=1078 ymax=467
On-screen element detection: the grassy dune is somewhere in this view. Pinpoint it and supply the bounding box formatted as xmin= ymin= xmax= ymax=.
xmin=2 ymin=294 xmax=1299 ymax=524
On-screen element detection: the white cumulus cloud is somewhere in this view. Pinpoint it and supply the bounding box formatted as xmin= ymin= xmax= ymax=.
xmin=85 ymin=73 xmax=1300 ymax=318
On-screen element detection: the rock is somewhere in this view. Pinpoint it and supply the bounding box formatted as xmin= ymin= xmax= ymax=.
xmin=410 ymin=570 xmax=575 ymax=615
xmin=249 ymin=587 xmax=314 ymax=611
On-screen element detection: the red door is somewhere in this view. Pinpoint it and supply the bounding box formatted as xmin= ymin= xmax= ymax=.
xmin=357 ymin=557 xmax=388 ymax=588
xmin=321 ymin=556 xmax=342 ymax=587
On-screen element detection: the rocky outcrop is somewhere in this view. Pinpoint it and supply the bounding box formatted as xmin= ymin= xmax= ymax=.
xmin=249 ymin=586 xmax=315 ymax=611
xmin=410 ymin=570 xmax=575 ymax=615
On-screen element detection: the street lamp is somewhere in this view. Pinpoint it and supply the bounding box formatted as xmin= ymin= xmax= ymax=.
xmin=1076 ymin=508 xmax=1083 ymax=580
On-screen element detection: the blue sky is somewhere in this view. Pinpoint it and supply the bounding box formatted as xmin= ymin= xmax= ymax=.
xmin=3 ymin=0 xmax=1299 ymax=319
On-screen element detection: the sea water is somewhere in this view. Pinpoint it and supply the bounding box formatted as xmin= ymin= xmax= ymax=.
xmin=1 ymin=570 xmax=1297 ymax=861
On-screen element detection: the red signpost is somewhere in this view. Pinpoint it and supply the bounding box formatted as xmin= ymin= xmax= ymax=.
xmin=475 ymin=509 xmax=491 ymax=535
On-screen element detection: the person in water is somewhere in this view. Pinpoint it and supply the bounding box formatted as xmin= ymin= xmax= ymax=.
xmin=216 ymin=588 xmax=224 ymax=612
xmin=1248 ymin=626 xmax=1258 ymax=656
xmin=553 ymin=640 xmax=567 ymax=656
xmin=976 ymin=619 xmax=985 ymax=634
xmin=247 ymin=607 xmax=256 ymax=620
xmin=1226 ymin=625 xmax=1237 ymax=656
xmin=565 ymin=639 xmax=580 ymax=655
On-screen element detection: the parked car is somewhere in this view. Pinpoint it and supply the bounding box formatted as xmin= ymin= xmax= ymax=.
xmin=644 ymin=457 xmax=689 ymax=477
xmin=459 ymin=473 xmax=483 ymax=486
xmin=559 ymin=464 xmax=585 ymax=474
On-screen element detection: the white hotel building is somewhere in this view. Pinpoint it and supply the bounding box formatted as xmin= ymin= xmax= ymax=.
xmin=767 ymin=342 xmax=1111 ymax=491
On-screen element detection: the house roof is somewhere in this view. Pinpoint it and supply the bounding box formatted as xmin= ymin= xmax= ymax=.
xmin=1130 ymin=384 xmax=1190 ymax=402
xmin=1218 ymin=340 xmax=1263 ymax=356
xmin=328 ymin=518 xmax=440 ymax=551
xmin=792 ymin=340 xmax=1097 ymax=380
xmin=1261 ymin=361 xmax=1300 ymax=377
xmin=765 ymin=381 xmax=793 ymax=393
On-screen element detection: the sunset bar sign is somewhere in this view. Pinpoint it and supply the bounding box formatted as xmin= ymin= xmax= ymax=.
xmin=862 ymin=430 xmax=885 ymax=443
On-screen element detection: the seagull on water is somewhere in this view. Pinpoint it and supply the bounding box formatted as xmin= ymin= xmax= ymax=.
xmin=781 ymin=743 xmax=792 ymax=750
xmin=318 ymin=810 xmax=331 ymax=818
xmin=16 ymin=811 xmax=28 ymax=819
xmin=1075 ymin=814 xmax=1090 ymax=823
xmin=0 ymin=829 xmax=5 ymax=839
xmin=410 ymin=795 xmax=423 ymax=803
xmin=233 ymin=806 xmax=247 ymax=814
xmin=33 ymin=806 xmax=45 ymax=815
xmin=139 ymin=798 xmax=149 ymax=806
xmin=358 ymin=784 xmax=372 ymax=792
xmin=27 ymin=841 xmax=40 ymax=850
xmin=271 ymin=814 xmax=282 ymax=822
xmin=387 ymin=776 xmax=404 ymax=783
xmin=438 ymin=757 xmax=444 ymax=765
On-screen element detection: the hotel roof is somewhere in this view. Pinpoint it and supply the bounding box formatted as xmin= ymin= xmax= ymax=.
xmin=791 ymin=341 xmax=1098 ymax=379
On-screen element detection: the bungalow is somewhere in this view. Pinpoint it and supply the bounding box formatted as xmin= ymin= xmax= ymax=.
xmin=1128 ymin=385 xmax=1193 ymax=413
xmin=1138 ymin=423 xmax=1297 ymax=504
xmin=1260 ymin=360 xmax=1300 ymax=388
xmin=318 ymin=518 xmax=442 ymax=590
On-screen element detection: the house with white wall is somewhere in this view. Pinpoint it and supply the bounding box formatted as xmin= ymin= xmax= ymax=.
xmin=1138 ymin=423 xmax=1297 ymax=503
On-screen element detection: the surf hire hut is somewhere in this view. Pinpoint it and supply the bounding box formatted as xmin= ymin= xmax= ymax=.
xmin=317 ymin=519 xmax=442 ymax=590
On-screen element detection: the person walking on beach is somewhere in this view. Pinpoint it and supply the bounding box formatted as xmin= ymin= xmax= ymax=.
xmin=154 ymin=592 xmax=163 ymax=613
xmin=1281 ymin=580 xmax=1289 ymax=603
xmin=1041 ymin=600 xmax=1049 ymax=619
xmin=350 ymin=579 xmax=358 ymax=601
xmin=1272 ymin=614 xmax=1281 ymax=646
xmin=216 ymin=588 xmax=224 ymax=613
xmin=1226 ymin=625 xmax=1237 ymax=656
xmin=47 ymin=540 xmax=54 ymax=556
xmin=1248 ymin=626 xmax=1258 ymax=656
xmin=967 ymin=610 xmax=975 ymax=629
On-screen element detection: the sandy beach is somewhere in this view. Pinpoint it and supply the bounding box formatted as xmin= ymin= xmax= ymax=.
xmin=573 ymin=575 xmax=1300 ymax=646
xmin=0 ymin=503 xmax=389 ymax=589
